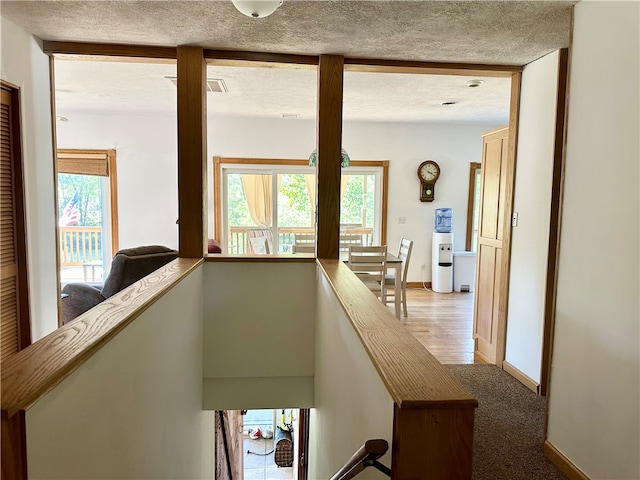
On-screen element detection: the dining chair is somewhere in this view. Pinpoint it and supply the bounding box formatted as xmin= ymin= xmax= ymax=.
xmin=384 ymin=238 xmax=413 ymax=316
xmin=339 ymin=233 xmax=363 ymax=252
xmin=348 ymin=245 xmax=387 ymax=303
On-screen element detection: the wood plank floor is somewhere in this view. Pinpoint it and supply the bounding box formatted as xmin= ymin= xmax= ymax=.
xmin=390 ymin=287 xmax=485 ymax=365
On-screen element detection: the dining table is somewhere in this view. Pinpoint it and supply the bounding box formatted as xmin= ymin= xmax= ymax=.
xmin=340 ymin=249 xmax=402 ymax=319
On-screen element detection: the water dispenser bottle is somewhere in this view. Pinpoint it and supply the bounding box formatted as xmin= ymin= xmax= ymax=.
xmin=434 ymin=208 xmax=453 ymax=233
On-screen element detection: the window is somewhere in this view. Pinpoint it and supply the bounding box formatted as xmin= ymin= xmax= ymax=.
xmin=56 ymin=149 xmax=118 ymax=285
xmin=213 ymin=157 xmax=388 ymax=255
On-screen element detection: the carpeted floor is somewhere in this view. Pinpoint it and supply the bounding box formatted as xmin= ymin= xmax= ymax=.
xmin=446 ymin=364 xmax=567 ymax=480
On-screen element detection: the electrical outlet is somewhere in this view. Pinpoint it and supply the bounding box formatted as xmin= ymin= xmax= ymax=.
xmin=398 ymin=216 xmax=406 ymax=224
xmin=420 ymin=263 xmax=425 ymax=270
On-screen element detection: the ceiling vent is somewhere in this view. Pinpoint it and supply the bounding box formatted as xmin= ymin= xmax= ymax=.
xmin=166 ymin=77 xmax=228 ymax=93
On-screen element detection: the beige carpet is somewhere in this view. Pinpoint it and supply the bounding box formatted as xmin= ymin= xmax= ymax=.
xmin=446 ymin=364 xmax=567 ymax=480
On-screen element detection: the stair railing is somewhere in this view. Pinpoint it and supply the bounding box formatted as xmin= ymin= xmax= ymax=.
xmin=329 ymin=439 xmax=391 ymax=480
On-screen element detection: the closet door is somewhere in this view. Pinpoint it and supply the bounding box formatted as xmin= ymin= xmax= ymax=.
xmin=473 ymin=126 xmax=509 ymax=364
xmin=1 ymin=85 xmax=30 ymax=363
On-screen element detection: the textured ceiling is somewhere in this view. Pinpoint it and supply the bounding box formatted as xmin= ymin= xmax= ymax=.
xmin=1 ymin=0 xmax=576 ymax=123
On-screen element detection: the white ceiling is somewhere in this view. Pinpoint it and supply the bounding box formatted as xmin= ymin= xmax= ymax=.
xmin=3 ymin=0 xmax=576 ymax=124
xmin=53 ymin=59 xmax=513 ymax=123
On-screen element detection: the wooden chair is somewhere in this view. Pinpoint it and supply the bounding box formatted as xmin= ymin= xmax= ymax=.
xmin=348 ymin=245 xmax=387 ymax=303
xmin=383 ymin=238 xmax=413 ymax=316
xmin=339 ymin=233 xmax=363 ymax=252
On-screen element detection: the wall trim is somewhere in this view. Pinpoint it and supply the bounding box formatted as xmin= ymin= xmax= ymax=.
xmin=544 ymin=441 xmax=590 ymax=480
xmin=502 ymin=360 xmax=539 ymax=394
xmin=406 ymin=282 xmax=431 ymax=289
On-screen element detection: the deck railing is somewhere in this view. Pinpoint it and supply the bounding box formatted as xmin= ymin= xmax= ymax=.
xmin=59 ymin=226 xmax=102 ymax=266
xmin=227 ymin=226 xmax=373 ymax=254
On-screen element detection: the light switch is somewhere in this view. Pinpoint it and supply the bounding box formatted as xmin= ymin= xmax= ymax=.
xmin=398 ymin=216 xmax=406 ymax=224
xmin=512 ymin=212 xmax=519 ymax=227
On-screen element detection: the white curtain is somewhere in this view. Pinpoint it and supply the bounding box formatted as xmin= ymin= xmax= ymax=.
xmin=240 ymin=174 xmax=272 ymax=227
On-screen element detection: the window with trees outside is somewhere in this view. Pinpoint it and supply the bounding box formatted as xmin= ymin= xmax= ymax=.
xmin=56 ymin=149 xmax=118 ymax=286
xmin=213 ymin=157 xmax=388 ymax=255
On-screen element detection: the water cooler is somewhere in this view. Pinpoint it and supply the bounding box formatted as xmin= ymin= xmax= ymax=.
xmin=431 ymin=208 xmax=453 ymax=293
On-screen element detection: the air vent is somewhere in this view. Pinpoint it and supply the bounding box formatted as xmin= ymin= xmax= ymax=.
xmin=166 ymin=77 xmax=228 ymax=93
xmin=206 ymin=79 xmax=228 ymax=93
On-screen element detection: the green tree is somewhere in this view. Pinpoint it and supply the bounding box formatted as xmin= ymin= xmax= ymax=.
xmin=278 ymin=174 xmax=312 ymax=227
xmin=226 ymin=174 xmax=254 ymax=226
xmin=57 ymin=173 xmax=102 ymax=226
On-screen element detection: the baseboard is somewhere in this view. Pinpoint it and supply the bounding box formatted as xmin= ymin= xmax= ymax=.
xmin=503 ymin=360 xmax=540 ymax=394
xmin=544 ymin=440 xmax=590 ymax=480
xmin=406 ymin=282 xmax=430 ymax=289
xmin=473 ymin=349 xmax=492 ymax=364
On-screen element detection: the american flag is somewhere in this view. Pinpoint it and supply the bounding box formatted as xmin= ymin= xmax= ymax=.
xmin=59 ymin=193 xmax=79 ymax=226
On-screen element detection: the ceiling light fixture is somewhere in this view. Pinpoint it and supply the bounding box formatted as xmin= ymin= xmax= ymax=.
xmin=231 ymin=0 xmax=283 ymax=18
xmin=466 ymin=79 xmax=484 ymax=88
xmin=308 ymin=148 xmax=351 ymax=168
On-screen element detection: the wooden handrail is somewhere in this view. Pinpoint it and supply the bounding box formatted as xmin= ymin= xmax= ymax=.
xmin=1 ymin=258 xmax=202 ymax=416
xmin=317 ymin=259 xmax=476 ymax=408
xmin=329 ymin=439 xmax=389 ymax=480
xmin=317 ymin=259 xmax=477 ymax=478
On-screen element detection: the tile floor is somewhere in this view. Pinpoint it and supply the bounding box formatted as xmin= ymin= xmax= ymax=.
xmin=243 ymin=435 xmax=293 ymax=480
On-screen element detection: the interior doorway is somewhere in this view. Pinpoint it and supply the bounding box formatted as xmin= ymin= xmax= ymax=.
xmin=216 ymin=408 xmax=307 ymax=480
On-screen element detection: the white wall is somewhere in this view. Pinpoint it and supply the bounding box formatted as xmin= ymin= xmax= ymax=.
xmin=209 ymin=116 xmax=499 ymax=281
xmin=202 ymin=260 xmax=317 ymax=409
xmin=26 ymin=266 xmax=214 ymax=479
xmin=547 ymin=2 xmax=639 ymax=479
xmin=309 ymin=271 xmax=393 ymax=479
xmin=0 ymin=18 xmax=58 ymax=340
xmin=55 ymin=96 xmax=500 ymax=285
xmin=504 ymin=51 xmax=559 ymax=383
xmin=56 ymin=113 xmax=179 ymax=250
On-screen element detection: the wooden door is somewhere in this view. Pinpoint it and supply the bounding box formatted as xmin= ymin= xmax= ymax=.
xmin=215 ymin=410 xmax=243 ymax=480
xmin=1 ymin=85 xmax=30 ymax=364
xmin=473 ymin=126 xmax=510 ymax=364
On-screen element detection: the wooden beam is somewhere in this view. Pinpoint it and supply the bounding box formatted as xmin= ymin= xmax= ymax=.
xmin=316 ymin=55 xmax=344 ymax=259
xmin=1 ymin=410 xmax=27 ymax=480
xmin=43 ymin=41 xmax=177 ymax=60
xmin=344 ymin=58 xmax=522 ymax=76
xmin=204 ymin=49 xmax=318 ymax=67
xmin=177 ymin=46 xmax=206 ymax=258
xmin=541 ymin=48 xmax=570 ymax=397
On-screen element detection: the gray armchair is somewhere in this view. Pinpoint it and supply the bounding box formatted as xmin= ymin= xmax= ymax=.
xmin=61 ymin=245 xmax=178 ymax=325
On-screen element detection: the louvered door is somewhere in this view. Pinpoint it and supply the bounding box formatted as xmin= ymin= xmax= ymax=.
xmin=1 ymin=86 xmax=30 ymax=363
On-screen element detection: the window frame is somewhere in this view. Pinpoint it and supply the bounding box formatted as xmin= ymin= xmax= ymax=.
xmin=212 ymin=156 xmax=389 ymax=255
xmin=465 ymin=161 xmax=482 ymax=252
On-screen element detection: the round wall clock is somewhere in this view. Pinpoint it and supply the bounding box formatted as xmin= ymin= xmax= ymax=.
xmin=417 ymin=160 xmax=441 ymax=202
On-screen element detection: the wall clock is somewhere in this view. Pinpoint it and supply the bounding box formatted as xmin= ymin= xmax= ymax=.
xmin=417 ymin=160 xmax=440 ymax=202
